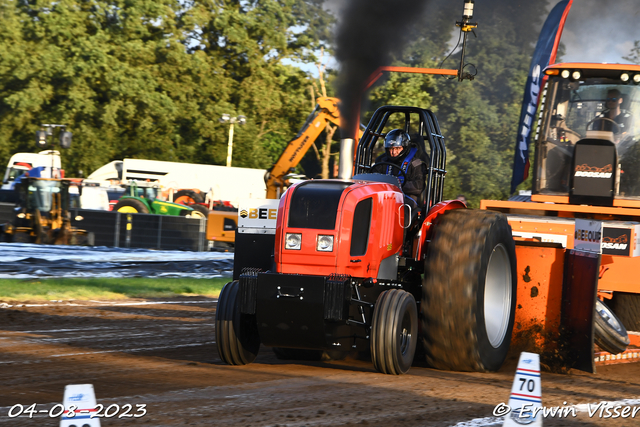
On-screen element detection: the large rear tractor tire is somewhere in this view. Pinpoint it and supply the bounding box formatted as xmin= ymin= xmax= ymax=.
xmin=421 ymin=209 xmax=517 ymax=372
xmin=610 ymin=292 xmax=640 ymax=332
xmin=370 ymin=289 xmax=418 ymax=375
xmin=594 ymin=298 xmax=629 ymax=354
xmin=113 ymin=199 xmax=149 ymax=214
xmin=215 ymin=281 xmax=261 ymax=365
xmin=174 ymin=189 xmax=204 ymax=205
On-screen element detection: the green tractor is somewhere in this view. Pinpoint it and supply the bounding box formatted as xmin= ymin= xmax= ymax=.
xmin=112 ymin=181 xmax=206 ymax=219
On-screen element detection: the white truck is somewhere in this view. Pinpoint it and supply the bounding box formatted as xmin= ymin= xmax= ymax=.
xmin=2 ymin=150 xmax=62 ymax=190
xmin=1 ymin=151 xmax=110 ymax=210
xmin=86 ymin=158 xmax=267 ymax=207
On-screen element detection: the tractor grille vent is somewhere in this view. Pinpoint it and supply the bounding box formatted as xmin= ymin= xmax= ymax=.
xmin=288 ymin=181 xmax=352 ymax=230
xmin=239 ymin=267 xmax=261 ymax=315
xmin=324 ymin=274 xmax=351 ymax=321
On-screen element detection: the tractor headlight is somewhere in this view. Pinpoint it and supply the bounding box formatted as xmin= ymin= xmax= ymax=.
xmin=621 ymin=73 xmax=630 ymax=82
xmin=571 ymin=70 xmax=581 ymax=80
xmin=285 ymin=233 xmax=302 ymax=250
xmin=561 ymin=69 xmax=570 ymax=79
xmin=317 ymin=235 xmax=334 ymax=252
xmin=634 ymin=74 xmax=640 ymax=83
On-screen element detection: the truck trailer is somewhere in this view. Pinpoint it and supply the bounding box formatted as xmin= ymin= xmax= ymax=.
xmin=87 ymin=158 xmax=267 ymax=208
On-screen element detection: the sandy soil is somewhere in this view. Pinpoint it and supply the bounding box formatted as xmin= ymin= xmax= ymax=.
xmin=1 ymin=297 xmax=639 ymax=427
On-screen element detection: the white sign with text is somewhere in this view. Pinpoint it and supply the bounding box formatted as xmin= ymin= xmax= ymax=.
xmin=574 ymin=219 xmax=602 ymax=253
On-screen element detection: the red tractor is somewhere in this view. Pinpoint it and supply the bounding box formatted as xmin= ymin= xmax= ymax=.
xmin=216 ymin=105 xmax=518 ymax=374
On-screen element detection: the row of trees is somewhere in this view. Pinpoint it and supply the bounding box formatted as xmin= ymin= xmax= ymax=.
xmin=2 ymin=0 xmax=622 ymax=206
xmin=0 ymin=0 xmax=333 ymax=177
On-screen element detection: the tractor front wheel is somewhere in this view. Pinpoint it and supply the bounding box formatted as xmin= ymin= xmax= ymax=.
xmin=215 ymin=281 xmax=261 ymax=365
xmin=113 ymin=199 xmax=149 ymax=214
xmin=370 ymin=289 xmax=418 ymax=375
xmin=594 ymin=298 xmax=629 ymax=354
xmin=421 ymin=209 xmax=517 ymax=372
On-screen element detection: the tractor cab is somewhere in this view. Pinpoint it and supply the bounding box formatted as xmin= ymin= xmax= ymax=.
xmin=275 ymin=106 xmax=447 ymax=279
xmin=17 ymin=177 xmax=70 ymax=215
xmin=534 ymin=63 xmax=640 ymax=205
xmin=354 ymin=105 xmax=446 ymax=212
xmin=124 ymin=180 xmax=159 ymax=201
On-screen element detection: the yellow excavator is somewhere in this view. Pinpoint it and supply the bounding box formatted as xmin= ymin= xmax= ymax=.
xmin=206 ymin=97 xmax=344 ymax=246
xmin=264 ymin=96 xmax=342 ymax=199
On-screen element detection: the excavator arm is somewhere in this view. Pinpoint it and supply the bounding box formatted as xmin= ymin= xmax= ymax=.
xmin=265 ymin=97 xmax=341 ymax=199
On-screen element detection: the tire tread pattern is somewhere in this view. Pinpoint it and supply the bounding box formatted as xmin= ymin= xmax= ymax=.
xmin=215 ymin=281 xmax=260 ymax=365
xmin=421 ymin=209 xmax=516 ymax=372
xmin=610 ymin=292 xmax=640 ymax=332
xmin=371 ymin=289 xmax=417 ymax=375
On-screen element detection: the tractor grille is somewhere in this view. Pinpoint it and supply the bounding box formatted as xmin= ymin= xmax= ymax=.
xmin=288 ymin=181 xmax=352 ymax=230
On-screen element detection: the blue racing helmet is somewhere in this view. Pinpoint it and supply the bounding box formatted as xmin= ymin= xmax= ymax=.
xmin=384 ymin=129 xmax=411 ymax=148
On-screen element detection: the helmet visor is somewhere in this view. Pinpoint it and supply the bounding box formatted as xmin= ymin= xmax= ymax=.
xmin=384 ymin=130 xmax=410 ymax=148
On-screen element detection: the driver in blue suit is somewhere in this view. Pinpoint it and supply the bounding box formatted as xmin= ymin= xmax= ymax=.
xmin=372 ymin=129 xmax=428 ymax=209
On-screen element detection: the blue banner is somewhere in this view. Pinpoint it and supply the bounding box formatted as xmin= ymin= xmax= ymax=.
xmin=510 ymin=0 xmax=573 ymax=194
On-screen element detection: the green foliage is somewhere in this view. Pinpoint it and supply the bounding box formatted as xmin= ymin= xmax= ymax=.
xmin=0 ymin=0 xmax=334 ymax=175
xmin=0 ymin=277 xmax=228 ymax=301
xmin=0 ymin=0 xmax=554 ymax=206
xmin=624 ymin=40 xmax=640 ymax=65
xmin=366 ymin=0 xmax=549 ymax=206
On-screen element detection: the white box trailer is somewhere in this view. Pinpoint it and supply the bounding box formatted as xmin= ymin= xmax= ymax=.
xmin=87 ymin=159 xmax=267 ymax=207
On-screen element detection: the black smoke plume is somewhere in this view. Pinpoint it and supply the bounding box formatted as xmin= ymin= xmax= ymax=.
xmin=334 ymin=0 xmax=431 ymax=138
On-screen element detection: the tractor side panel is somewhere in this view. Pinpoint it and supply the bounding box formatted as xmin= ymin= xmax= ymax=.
xmin=336 ymin=188 xmax=404 ymax=278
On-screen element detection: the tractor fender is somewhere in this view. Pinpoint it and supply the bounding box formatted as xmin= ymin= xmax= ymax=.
xmin=415 ymin=199 xmax=466 ymax=260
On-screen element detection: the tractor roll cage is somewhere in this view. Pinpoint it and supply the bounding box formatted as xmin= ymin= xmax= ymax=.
xmin=354 ymin=106 xmax=447 ymax=209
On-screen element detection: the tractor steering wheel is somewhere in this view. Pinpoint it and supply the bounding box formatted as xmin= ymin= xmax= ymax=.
xmin=586 ymin=117 xmax=622 ymax=134
xmin=373 ymin=161 xmax=406 ymax=182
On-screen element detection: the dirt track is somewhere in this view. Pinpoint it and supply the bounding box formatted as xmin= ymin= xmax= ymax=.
xmin=1 ymin=297 xmax=639 ymax=427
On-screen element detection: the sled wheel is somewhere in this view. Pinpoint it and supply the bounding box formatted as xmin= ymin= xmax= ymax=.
xmin=610 ymin=292 xmax=640 ymax=331
xmin=370 ymin=289 xmax=418 ymax=375
xmin=114 ymin=198 xmax=149 ymax=214
xmin=422 ymin=209 xmax=517 ymax=372
xmin=594 ymin=298 xmax=630 ymax=354
xmin=215 ymin=281 xmax=260 ymax=365
xmin=174 ymin=189 xmax=204 ymax=205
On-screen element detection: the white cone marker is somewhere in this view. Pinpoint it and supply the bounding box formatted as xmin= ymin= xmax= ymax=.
xmin=503 ymin=352 xmax=542 ymax=426
xmin=60 ymin=384 xmax=101 ymax=427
